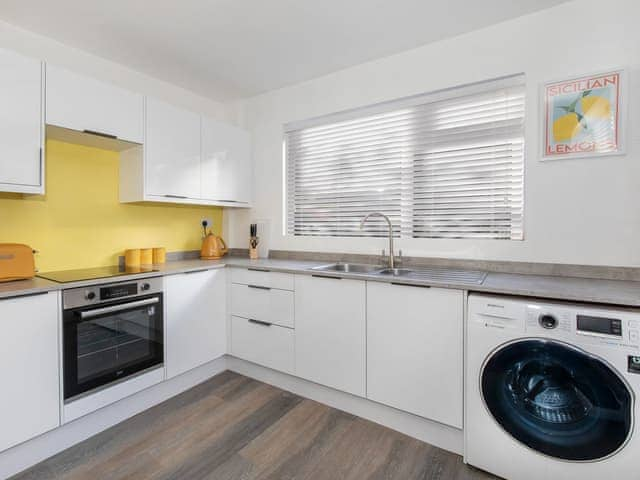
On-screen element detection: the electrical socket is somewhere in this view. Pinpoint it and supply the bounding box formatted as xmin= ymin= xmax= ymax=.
xmin=201 ymin=217 xmax=212 ymax=230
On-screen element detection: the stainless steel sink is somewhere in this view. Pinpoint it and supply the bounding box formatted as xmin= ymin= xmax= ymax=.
xmin=311 ymin=263 xmax=385 ymax=274
xmin=309 ymin=263 xmax=487 ymax=285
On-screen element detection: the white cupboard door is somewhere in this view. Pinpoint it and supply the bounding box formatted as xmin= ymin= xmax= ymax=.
xmin=295 ymin=275 xmax=366 ymax=397
xmin=45 ymin=65 xmax=144 ymax=143
xmin=145 ymin=98 xmax=201 ymax=199
xmin=0 ymin=48 xmax=42 ymax=192
xmin=165 ymin=269 xmax=226 ymax=379
xmin=0 ymin=292 xmax=60 ymax=452
xmin=367 ymin=282 xmax=463 ymax=428
xmin=230 ymin=316 xmax=294 ymax=374
xmin=201 ymin=116 xmax=252 ymax=205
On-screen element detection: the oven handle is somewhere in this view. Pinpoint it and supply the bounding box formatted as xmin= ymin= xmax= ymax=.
xmin=78 ymin=297 xmax=160 ymax=319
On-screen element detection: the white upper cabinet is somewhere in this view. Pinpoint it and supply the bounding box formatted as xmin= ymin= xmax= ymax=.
xmin=201 ymin=116 xmax=252 ymax=205
xmin=366 ymin=282 xmax=464 ymax=428
xmin=144 ymin=98 xmax=202 ymax=200
xmin=0 ymin=48 xmax=43 ymax=194
xmin=45 ymin=64 xmax=144 ymax=144
xmin=120 ymin=100 xmax=252 ymax=207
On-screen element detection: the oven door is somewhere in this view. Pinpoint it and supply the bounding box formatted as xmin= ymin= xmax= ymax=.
xmin=63 ymin=293 xmax=164 ymax=400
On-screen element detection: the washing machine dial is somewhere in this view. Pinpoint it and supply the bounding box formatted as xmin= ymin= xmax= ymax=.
xmin=538 ymin=314 xmax=558 ymax=329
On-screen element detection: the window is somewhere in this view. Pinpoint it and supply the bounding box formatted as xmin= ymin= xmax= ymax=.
xmin=285 ymin=74 xmax=525 ymax=240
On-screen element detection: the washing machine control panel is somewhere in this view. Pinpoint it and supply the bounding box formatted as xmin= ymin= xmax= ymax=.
xmin=525 ymin=305 xmax=640 ymax=348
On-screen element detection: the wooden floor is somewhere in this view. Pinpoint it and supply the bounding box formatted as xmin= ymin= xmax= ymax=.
xmin=14 ymin=371 xmax=498 ymax=480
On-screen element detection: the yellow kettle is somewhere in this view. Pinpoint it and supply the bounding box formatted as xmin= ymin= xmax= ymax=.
xmin=200 ymin=232 xmax=228 ymax=260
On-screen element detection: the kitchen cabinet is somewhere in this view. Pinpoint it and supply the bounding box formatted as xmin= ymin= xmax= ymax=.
xmin=120 ymin=100 xmax=252 ymax=207
xmin=366 ymin=282 xmax=463 ymax=428
xmin=230 ymin=316 xmax=294 ymax=373
xmin=45 ymin=64 xmax=144 ymax=144
xmin=231 ymin=283 xmax=294 ymax=328
xmin=144 ymin=97 xmax=202 ymax=200
xmin=165 ymin=269 xmax=226 ymax=379
xmin=0 ymin=48 xmax=43 ymax=194
xmin=0 ymin=292 xmax=60 ymax=452
xmin=294 ymin=274 xmax=366 ymax=396
xmin=201 ymin=116 xmax=252 ymax=206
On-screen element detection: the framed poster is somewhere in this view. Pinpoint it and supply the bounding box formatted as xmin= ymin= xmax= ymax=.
xmin=542 ymin=69 xmax=625 ymax=160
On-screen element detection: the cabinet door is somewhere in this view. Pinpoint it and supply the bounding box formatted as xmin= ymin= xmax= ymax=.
xmin=0 ymin=48 xmax=42 ymax=192
xmin=165 ymin=269 xmax=226 ymax=379
xmin=0 ymin=292 xmax=60 ymax=452
xmin=367 ymin=282 xmax=463 ymax=428
xmin=46 ymin=64 xmax=144 ymax=143
xmin=295 ymin=275 xmax=366 ymax=396
xmin=201 ymin=116 xmax=252 ymax=205
xmin=145 ymin=98 xmax=201 ymax=199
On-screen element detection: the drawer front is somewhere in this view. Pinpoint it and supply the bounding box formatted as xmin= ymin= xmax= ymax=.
xmin=231 ymin=283 xmax=294 ymax=328
xmin=230 ymin=268 xmax=294 ymax=291
xmin=231 ymin=316 xmax=294 ymax=374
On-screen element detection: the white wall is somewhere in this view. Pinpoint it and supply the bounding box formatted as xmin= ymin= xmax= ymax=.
xmin=0 ymin=20 xmax=228 ymax=121
xmin=228 ymin=0 xmax=640 ymax=267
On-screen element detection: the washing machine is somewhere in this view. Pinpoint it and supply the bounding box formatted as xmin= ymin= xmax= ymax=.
xmin=466 ymin=294 xmax=640 ymax=480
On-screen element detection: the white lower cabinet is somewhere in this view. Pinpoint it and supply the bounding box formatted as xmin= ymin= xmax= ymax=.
xmin=366 ymin=282 xmax=464 ymax=428
xmin=230 ymin=283 xmax=294 ymax=328
xmin=294 ymin=275 xmax=366 ymax=397
xmin=165 ymin=269 xmax=227 ymax=379
xmin=230 ymin=316 xmax=294 ymax=373
xmin=0 ymin=292 xmax=60 ymax=452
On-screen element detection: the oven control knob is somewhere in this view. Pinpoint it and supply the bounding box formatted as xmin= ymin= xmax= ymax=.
xmin=140 ymin=282 xmax=151 ymax=291
xmin=85 ymin=291 xmax=96 ymax=300
xmin=539 ymin=314 xmax=558 ymax=329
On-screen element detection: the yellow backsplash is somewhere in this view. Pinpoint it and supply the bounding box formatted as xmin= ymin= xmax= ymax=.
xmin=0 ymin=140 xmax=223 ymax=272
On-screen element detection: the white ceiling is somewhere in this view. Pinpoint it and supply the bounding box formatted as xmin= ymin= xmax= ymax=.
xmin=0 ymin=0 xmax=570 ymax=100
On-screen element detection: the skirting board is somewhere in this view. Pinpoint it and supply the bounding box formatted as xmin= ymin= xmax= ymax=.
xmin=0 ymin=357 xmax=227 ymax=480
xmin=227 ymin=356 xmax=463 ymax=456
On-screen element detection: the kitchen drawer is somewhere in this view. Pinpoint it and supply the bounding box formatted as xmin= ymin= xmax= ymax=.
xmin=230 ymin=267 xmax=294 ymax=291
xmin=230 ymin=316 xmax=294 ymax=374
xmin=231 ymin=283 xmax=294 ymax=328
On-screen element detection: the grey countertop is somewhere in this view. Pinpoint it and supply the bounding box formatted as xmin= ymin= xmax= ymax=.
xmin=1 ymin=256 xmax=639 ymax=308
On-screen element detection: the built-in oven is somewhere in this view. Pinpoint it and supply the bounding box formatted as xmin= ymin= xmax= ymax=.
xmin=62 ymin=277 xmax=164 ymax=401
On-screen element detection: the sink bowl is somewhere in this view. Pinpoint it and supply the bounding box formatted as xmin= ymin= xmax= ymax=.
xmin=311 ymin=263 xmax=385 ymax=274
xmin=377 ymin=268 xmax=415 ymax=276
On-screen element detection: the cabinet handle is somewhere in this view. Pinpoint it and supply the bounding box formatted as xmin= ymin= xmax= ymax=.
xmin=247 ymin=284 xmax=270 ymax=290
xmin=247 ymin=267 xmax=270 ymax=272
xmin=164 ymin=194 xmax=189 ymax=199
xmin=83 ymin=129 xmax=118 ymax=140
xmin=312 ymin=274 xmax=342 ymax=280
xmin=391 ymin=282 xmax=431 ymax=288
xmin=248 ymin=318 xmax=272 ymax=327
xmin=184 ymin=269 xmax=210 ymax=274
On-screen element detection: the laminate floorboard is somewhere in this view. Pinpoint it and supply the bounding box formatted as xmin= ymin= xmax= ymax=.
xmin=12 ymin=371 xmax=499 ymax=480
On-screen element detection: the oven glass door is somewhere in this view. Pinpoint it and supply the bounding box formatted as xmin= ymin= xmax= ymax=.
xmin=63 ymin=293 xmax=164 ymax=400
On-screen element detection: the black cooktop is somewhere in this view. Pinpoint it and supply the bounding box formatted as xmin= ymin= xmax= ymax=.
xmin=37 ymin=265 xmax=159 ymax=283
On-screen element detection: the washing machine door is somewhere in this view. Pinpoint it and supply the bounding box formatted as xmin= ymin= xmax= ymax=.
xmin=481 ymin=339 xmax=633 ymax=461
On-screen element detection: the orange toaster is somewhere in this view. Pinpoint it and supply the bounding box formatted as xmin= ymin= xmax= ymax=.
xmin=0 ymin=244 xmax=36 ymax=282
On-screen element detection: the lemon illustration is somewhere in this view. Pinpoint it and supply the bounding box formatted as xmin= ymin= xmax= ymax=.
xmin=553 ymin=112 xmax=582 ymax=142
xmin=581 ymin=95 xmax=611 ymax=118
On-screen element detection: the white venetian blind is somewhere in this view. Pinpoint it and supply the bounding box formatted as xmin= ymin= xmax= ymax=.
xmin=285 ymin=74 xmax=525 ymax=240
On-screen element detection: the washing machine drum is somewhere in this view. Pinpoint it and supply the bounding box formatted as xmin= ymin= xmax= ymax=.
xmin=481 ymin=339 xmax=633 ymax=461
